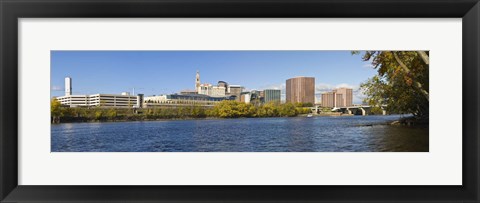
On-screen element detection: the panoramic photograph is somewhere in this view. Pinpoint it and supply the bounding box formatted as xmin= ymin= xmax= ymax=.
xmin=50 ymin=50 xmax=429 ymax=152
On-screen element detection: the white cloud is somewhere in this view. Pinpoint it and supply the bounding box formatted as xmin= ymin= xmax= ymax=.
xmin=51 ymin=85 xmax=63 ymax=91
xmin=258 ymin=83 xmax=285 ymax=92
xmin=335 ymin=83 xmax=357 ymax=89
xmin=315 ymin=83 xmax=358 ymax=92
xmin=315 ymin=83 xmax=335 ymax=92
xmin=352 ymin=89 xmax=366 ymax=104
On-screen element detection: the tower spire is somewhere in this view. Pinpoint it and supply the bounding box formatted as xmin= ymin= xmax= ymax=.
xmin=195 ymin=70 xmax=200 ymax=92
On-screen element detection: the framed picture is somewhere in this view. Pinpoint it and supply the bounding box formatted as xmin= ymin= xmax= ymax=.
xmin=1 ymin=0 xmax=478 ymax=202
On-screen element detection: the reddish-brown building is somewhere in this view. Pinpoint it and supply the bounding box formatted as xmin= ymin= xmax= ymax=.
xmin=286 ymin=77 xmax=315 ymax=104
xmin=335 ymin=87 xmax=353 ymax=107
xmin=321 ymin=92 xmax=335 ymax=107
xmin=321 ymin=87 xmax=353 ymax=108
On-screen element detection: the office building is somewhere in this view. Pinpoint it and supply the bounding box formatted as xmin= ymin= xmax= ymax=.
xmin=55 ymin=77 xmax=143 ymax=108
xmin=335 ymin=93 xmax=344 ymax=107
xmin=88 ymin=94 xmax=140 ymax=108
xmin=285 ymin=76 xmax=315 ymax=104
xmin=240 ymin=92 xmax=251 ymax=104
xmin=246 ymin=90 xmax=264 ymax=104
xmin=335 ymin=87 xmax=353 ymax=107
xmin=321 ymin=92 xmax=335 ymax=108
xmin=321 ymin=87 xmax=353 ymax=108
xmin=144 ymin=94 xmax=234 ymax=107
xmin=198 ymin=83 xmax=226 ymax=97
xmin=264 ymin=89 xmax=281 ymax=103
xmin=195 ymin=72 xmax=244 ymax=99
xmin=57 ymin=93 xmax=142 ymax=108
xmin=217 ymin=81 xmax=229 ymax=89
xmin=56 ymin=94 xmax=89 ymax=107
xmin=180 ymin=90 xmax=198 ymax=95
xmin=228 ymin=85 xmax=244 ymax=101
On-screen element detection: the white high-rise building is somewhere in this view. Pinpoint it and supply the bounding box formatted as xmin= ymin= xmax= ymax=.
xmin=65 ymin=77 xmax=72 ymax=96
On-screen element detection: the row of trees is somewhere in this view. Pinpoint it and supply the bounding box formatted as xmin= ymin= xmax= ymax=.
xmin=207 ymin=100 xmax=311 ymax=118
xmin=51 ymin=99 xmax=312 ymax=123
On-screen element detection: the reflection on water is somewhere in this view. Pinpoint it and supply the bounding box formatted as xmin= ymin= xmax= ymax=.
xmin=51 ymin=115 xmax=428 ymax=152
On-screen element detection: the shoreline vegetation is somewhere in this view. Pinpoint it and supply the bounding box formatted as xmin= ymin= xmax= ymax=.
xmin=51 ymin=100 xmax=313 ymax=124
xmin=356 ymin=51 xmax=429 ymax=121
xmin=51 ymin=99 xmax=426 ymax=126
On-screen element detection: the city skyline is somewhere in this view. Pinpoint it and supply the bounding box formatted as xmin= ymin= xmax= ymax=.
xmin=51 ymin=51 xmax=378 ymax=103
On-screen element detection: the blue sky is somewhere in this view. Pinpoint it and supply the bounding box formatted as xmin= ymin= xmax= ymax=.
xmin=51 ymin=51 xmax=377 ymax=103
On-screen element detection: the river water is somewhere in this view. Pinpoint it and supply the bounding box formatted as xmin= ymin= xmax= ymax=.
xmin=51 ymin=115 xmax=428 ymax=152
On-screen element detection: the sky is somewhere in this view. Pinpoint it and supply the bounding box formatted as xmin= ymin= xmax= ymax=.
xmin=51 ymin=51 xmax=377 ymax=104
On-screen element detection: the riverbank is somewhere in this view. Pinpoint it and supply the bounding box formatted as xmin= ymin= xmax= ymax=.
xmin=52 ymin=112 xmax=416 ymax=125
xmin=53 ymin=116 xmax=254 ymax=124
xmin=352 ymin=116 xmax=428 ymax=127
xmin=53 ymin=113 xmax=322 ymax=124
xmin=390 ymin=116 xmax=429 ymax=126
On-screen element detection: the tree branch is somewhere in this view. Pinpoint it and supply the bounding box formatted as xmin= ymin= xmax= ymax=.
xmin=392 ymin=52 xmax=429 ymax=101
xmin=416 ymin=51 xmax=429 ymax=65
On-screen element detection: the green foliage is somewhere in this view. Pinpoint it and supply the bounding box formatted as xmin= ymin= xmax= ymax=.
xmin=370 ymin=106 xmax=384 ymax=115
xmin=208 ymin=100 xmax=308 ymax=118
xmin=294 ymin=102 xmax=313 ymax=107
xmin=295 ymin=107 xmax=312 ymax=115
xmin=51 ymin=99 xmax=62 ymax=117
xmin=278 ymin=103 xmax=297 ymax=117
xmin=51 ymin=100 xmax=314 ymax=123
xmin=357 ymin=51 xmax=429 ymax=118
xmin=50 ymin=99 xmax=63 ymax=123
xmin=106 ymin=108 xmax=117 ymax=120
xmin=94 ymin=110 xmax=104 ymax=120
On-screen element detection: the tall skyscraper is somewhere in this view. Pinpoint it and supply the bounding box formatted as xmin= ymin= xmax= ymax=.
xmin=286 ymin=76 xmax=315 ymax=104
xmin=65 ymin=77 xmax=72 ymax=96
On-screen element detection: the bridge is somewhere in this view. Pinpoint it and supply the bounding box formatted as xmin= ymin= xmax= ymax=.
xmin=311 ymin=105 xmax=387 ymax=116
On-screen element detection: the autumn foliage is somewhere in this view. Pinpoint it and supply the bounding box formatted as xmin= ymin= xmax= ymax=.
xmin=358 ymin=51 xmax=429 ymax=119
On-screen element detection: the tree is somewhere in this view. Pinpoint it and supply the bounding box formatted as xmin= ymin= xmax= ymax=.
xmin=106 ymin=108 xmax=117 ymax=121
xmin=356 ymin=51 xmax=429 ymax=119
xmin=51 ymin=99 xmax=63 ymax=123
xmin=94 ymin=110 xmax=104 ymax=120
xmin=279 ymin=103 xmax=297 ymax=117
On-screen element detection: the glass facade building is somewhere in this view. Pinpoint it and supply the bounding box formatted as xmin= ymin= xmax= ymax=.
xmin=263 ymin=89 xmax=281 ymax=103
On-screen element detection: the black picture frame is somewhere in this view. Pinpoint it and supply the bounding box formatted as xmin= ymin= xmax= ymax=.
xmin=1 ymin=0 xmax=479 ymax=202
